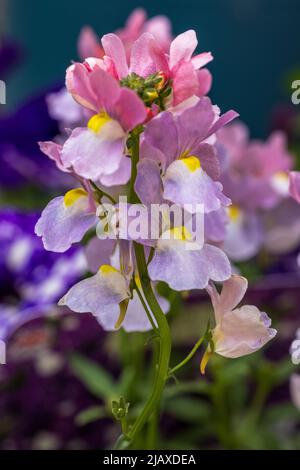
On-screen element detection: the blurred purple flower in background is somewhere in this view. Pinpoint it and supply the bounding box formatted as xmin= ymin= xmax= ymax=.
xmin=0 ymin=210 xmax=87 ymax=340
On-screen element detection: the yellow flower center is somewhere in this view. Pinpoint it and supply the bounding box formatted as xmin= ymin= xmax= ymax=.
xmin=274 ymin=171 xmax=289 ymax=182
xmin=180 ymin=153 xmax=201 ymax=173
xmin=88 ymin=112 xmax=111 ymax=133
xmin=99 ymin=264 xmax=119 ymax=275
xmin=228 ymin=205 xmax=241 ymax=222
xmin=64 ymin=188 xmax=87 ymax=207
xmin=169 ymin=226 xmax=193 ymax=241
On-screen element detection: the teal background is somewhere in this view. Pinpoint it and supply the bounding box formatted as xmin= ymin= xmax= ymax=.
xmin=5 ymin=0 xmax=300 ymax=137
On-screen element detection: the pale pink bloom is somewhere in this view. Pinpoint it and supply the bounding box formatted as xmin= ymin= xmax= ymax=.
xmin=116 ymin=8 xmax=172 ymax=56
xmin=101 ymin=29 xmax=213 ymax=107
xmin=77 ymin=9 xmax=172 ymax=60
xmin=203 ymin=275 xmax=276 ymax=367
xmin=78 ymin=26 xmax=104 ymax=60
xmin=64 ymin=64 xmax=146 ymax=183
xmin=167 ymin=30 xmax=213 ymax=105
xmin=219 ymin=124 xmax=293 ymax=211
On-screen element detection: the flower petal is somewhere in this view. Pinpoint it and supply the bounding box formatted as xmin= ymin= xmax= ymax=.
xmin=113 ymin=87 xmax=147 ymax=131
xmin=191 ymin=52 xmax=213 ymax=70
xmin=169 ymin=30 xmax=197 ymax=69
xmin=223 ymin=211 xmax=263 ymax=261
xmin=101 ymin=33 xmax=129 ymax=78
xmin=215 ymin=305 xmax=277 ymax=358
xmin=208 ymin=275 xmax=248 ymax=319
xmin=38 ymin=141 xmax=70 ymax=173
xmin=61 ymin=127 xmax=125 ymax=181
xmin=35 ymin=193 xmax=97 ymax=252
xmin=172 ymin=60 xmax=200 ymax=106
xmin=130 ymin=32 xmax=158 ymax=77
xmin=135 ymin=159 xmax=163 ymax=205
xmin=98 ymin=289 xmax=169 ymax=332
xmin=197 ymin=68 xmax=212 ymax=97
xmin=141 ymin=111 xmax=178 ymax=169
xmin=163 ymin=159 xmax=230 ymax=213
xmin=59 ymin=267 xmax=130 ymax=321
xmin=148 ymin=239 xmax=231 ymax=291
xmin=78 ymin=26 xmax=103 ymax=59
xmin=85 ymin=237 xmax=116 ymax=273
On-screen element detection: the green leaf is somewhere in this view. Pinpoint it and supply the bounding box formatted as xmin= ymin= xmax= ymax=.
xmin=75 ymin=406 xmax=107 ymax=426
xmin=69 ymin=354 xmax=116 ymax=400
xmin=164 ymin=397 xmax=211 ymax=423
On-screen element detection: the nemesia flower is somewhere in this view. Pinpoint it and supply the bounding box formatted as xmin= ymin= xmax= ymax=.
xmin=100 ymin=28 xmax=213 ymax=108
xmin=64 ymin=64 xmax=147 ymax=184
xmin=147 ymin=226 xmax=231 ymax=291
xmin=201 ymin=275 xmax=276 ymax=372
xmin=262 ymin=199 xmax=300 ymax=255
xmin=115 ymin=8 xmax=172 ymax=56
xmin=218 ymin=122 xmax=296 ymax=260
xmin=59 ymin=264 xmax=131 ymax=328
xmin=60 ymin=237 xmax=169 ymax=332
xmin=137 ymin=97 xmax=237 ymax=214
xmin=35 ymin=188 xmax=98 ymax=252
xmin=34 ymin=13 xmax=276 ymax=398
xmin=78 ymin=8 xmax=172 ymax=60
xmin=222 ymin=207 xmax=263 ymax=262
xmin=219 ymin=124 xmax=293 ymax=212
xmin=78 ymin=26 xmax=104 ymax=60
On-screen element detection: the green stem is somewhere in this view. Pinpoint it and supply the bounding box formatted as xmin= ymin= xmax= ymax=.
xmin=168 ymin=335 xmax=205 ymax=377
xmin=121 ymin=417 xmax=128 ymax=436
xmin=134 ymin=280 xmax=158 ymax=332
xmin=90 ymin=180 xmax=116 ymax=204
xmin=127 ymin=242 xmax=171 ymax=443
xmin=146 ymin=337 xmax=160 ymax=450
xmin=115 ymin=131 xmax=172 ymax=449
xmin=128 ymin=132 xmax=140 ymax=204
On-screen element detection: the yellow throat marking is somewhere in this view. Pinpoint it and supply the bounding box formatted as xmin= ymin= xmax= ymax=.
xmin=64 ymin=188 xmax=87 ymax=207
xmin=180 ymin=153 xmax=201 ymax=173
xmin=99 ymin=264 xmax=119 ymax=275
xmin=169 ymin=226 xmax=193 ymax=241
xmin=88 ymin=112 xmax=111 ymax=133
xmin=228 ymin=205 xmax=241 ymax=222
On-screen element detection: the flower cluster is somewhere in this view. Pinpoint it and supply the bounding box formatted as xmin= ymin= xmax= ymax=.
xmin=217 ymin=122 xmax=300 ymax=261
xmin=36 ymin=20 xmax=276 ymax=367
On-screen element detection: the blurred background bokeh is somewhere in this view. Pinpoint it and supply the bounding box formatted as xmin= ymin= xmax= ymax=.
xmin=1 ymin=0 xmax=300 ymax=450
xmin=5 ymin=0 xmax=300 ymax=136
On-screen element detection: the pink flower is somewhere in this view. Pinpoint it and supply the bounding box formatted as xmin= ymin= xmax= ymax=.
xmin=63 ymin=64 xmax=146 ymax=183
xmin=219 ymin=124 xmax=293 ymax=211
xmin=77 ymin=9 xmax=172 ymax=60
xmin=115 ymin=8 xmax=172 ymax=56
xmin=101 ymin=29 xmax=213 ymax=107
xmin=218 ymin=123 xmax=296 ymax=261
xmin=167 ymin=30 xmax=213 ymax=105
xmin=201 ymin=275 xmax=276 ymax=372
xmin=78 ymin=26 xmax=104 ymax=60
